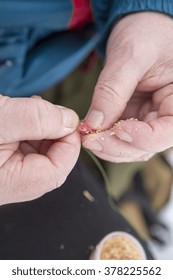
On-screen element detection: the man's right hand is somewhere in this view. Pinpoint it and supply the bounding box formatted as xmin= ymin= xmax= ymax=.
xmin=0 ymin=95 xmax=80 ymax=205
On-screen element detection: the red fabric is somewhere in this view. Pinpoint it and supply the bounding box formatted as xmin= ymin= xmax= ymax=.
xmin=69 ymin=0 xmax=93 ymax=29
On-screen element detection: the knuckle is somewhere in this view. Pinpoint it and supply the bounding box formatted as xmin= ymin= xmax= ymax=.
xmin=33 ymin=99 xmax=55 ymax=138
xmin=18 ymin=99 xmax=42 ymax=138
xmin=94 ymin=82 xmax=124 ymax=106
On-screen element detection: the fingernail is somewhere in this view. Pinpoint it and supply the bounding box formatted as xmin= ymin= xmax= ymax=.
xmin=60 ymin=108 xmax=79 ymax=128
xmin=112 ymin=129 xmax=133 ymax=143
xmin=86 ymin=109 xmax=104 ymax=128
xmin=83 ymin=139 xmax=102 ymax=151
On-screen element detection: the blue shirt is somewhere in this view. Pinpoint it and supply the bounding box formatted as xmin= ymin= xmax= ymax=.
xmin=0 ymin=0 xmax=173 ymax=97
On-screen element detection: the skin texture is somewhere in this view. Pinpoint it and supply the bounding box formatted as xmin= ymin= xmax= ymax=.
xmin=0 ymin=95 xmax=80 ymax=205
xmin=83 ymin=12 xmax=173 ymax=162
xmin=1 ymin=12 xmax=173 ymax=205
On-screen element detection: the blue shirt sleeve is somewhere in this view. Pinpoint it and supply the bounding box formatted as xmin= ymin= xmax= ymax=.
xmin=1 ymin=0 xmax=173 ymax=96
xmin=94 ymin=0 xmax=173 ymax=57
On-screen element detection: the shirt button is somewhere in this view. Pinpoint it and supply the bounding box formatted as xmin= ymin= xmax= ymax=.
xmin=5 ymin=60 xmax=13 ymax=67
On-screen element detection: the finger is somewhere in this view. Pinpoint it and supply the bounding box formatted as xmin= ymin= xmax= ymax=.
xmin=82 ymin=130 xmax=147 ymax=162
xmin=84 ymin=23 xmax=148 ymax=130
xmin=0 ymin=142 xmax=19 ymax=167
xmin=46 ymin=131 xmax=81 ymax=178
xmin=113 ymin=91 xmax=173 ymax=152
xmin=2 ymin=132 xmax=81 ymax=204
xmin=0 ymin=95 xmax=79 ymax=144
xmin=152 ymin=84 xmax=173 ymax=108
xmin=136 ymin=153 xmax=155 ymax=162
xmin=85 ymin=61 xmax=140 ymax=130
xmin=109 ymin=117 xmax=173 ymax=153
xmin=31 ymin=95 xmax=42 ymax=99
xmin=23 ymin=131 xmax=81 ymax=198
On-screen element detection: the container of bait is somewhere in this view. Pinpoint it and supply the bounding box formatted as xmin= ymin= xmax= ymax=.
xmin=90 ymin=231 xmax=146 ymax=260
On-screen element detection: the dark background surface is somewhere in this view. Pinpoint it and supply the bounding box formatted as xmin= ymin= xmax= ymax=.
xmin=0 ymin=159 xmax=152 ymax=260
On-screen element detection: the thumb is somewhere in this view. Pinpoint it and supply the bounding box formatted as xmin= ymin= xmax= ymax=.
xmin=85 ymin=60 xmax=140 ymax=130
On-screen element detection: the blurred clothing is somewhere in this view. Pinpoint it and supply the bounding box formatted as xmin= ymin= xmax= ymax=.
xmin=0 ymin=0 xmax=173 ymax=96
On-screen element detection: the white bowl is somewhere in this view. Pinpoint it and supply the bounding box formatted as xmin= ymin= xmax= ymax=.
xmin=90 ymin=231 xmax=146 ymax=260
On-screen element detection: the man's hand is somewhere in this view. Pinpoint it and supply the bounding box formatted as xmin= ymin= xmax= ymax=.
xmin=83 ymin=12 xmax=173 ymax=162
xmin=0 ymin=95 xmax=80 ymax=205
